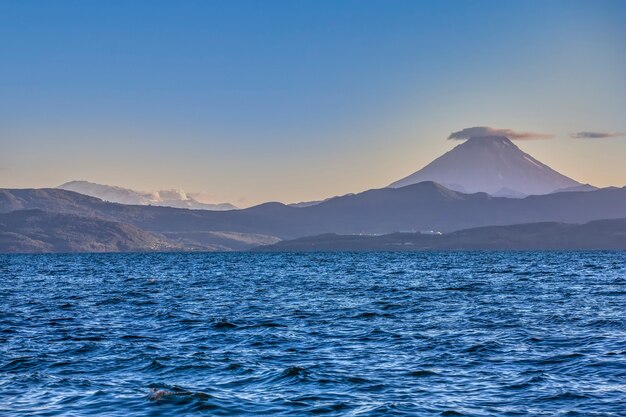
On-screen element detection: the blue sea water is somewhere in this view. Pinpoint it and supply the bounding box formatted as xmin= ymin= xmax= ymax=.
xmin=1 ymin=252 xmax=625 ymax=416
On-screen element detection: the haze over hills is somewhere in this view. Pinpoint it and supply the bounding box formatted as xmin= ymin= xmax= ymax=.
xmin=389 ymin=136 xmax=583 ymax=196
xmin=553 ymin=184 xmax=599 ymax=193
xmin=58 ymin=180 xmax=237 ymax=211
xmin=2 ymin=182 xmax=626 ymax=251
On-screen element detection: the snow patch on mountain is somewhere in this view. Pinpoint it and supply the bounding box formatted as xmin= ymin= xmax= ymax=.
xmin=57 ymin=181 xmax=237 ymax=211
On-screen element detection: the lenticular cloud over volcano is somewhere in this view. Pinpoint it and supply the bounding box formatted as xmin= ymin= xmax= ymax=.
xmin=448 ymin=126 xmax=554 ymax=140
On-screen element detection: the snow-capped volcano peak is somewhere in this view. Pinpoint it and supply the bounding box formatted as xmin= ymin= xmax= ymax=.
xmin=389 ymin=136 xmax=582 ymax=196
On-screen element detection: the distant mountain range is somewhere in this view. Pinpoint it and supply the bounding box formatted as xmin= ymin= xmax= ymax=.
xmin=58 ymin=181 xmax=237 ymax=211
xmin=389 ymin=136 xmax=583 ymax=196
xmin=254 ymin=218 xmax=626 ymax=251
xmin=2 ymin=182 xmax=626 ymax=252
xmin=2 ymin=135 xmax=623 ymax=253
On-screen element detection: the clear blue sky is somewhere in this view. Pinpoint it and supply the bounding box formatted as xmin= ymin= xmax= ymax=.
xmin=1 ymin=0 xmax=625 ymax=205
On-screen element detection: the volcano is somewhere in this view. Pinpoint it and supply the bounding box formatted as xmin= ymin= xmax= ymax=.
xmin=389 ymin=136 xmax=582 ymax=196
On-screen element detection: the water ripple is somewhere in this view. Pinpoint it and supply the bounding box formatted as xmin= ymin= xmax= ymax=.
xmin=1 ymin=252 xmax=625 ymax=416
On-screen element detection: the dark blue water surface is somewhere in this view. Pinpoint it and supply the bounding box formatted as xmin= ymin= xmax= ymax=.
xmin=1 ymin=252 xmax=626 ymax=416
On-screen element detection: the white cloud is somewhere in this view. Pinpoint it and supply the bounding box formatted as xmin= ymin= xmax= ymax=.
xmin=569 ymin=131 xmax=625 ymax=139
xmin=448 ymin=126 xmax=553 ymax=140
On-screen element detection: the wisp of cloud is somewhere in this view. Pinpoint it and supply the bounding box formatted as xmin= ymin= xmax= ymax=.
xmin=448 ymin=126 xmax=554 ymax=140
xmin=569 ymin=131 xmax=625 ymax=139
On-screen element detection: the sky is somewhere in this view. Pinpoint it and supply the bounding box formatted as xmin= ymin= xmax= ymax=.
xmin=1 ymin=0 xmax=625 ymax=206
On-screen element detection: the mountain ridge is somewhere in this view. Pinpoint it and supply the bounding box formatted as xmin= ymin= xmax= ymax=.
xmin=252 ymin=218 xmax=626 ymax=251
xmin=2 ymin=182 xmax=626 ymax=251
xmin=0 ymin=209 xmax=181 ymax=253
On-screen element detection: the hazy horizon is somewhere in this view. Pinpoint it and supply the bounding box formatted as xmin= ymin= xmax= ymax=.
xmin=2 ymin=1 xmax=625 ymax=206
